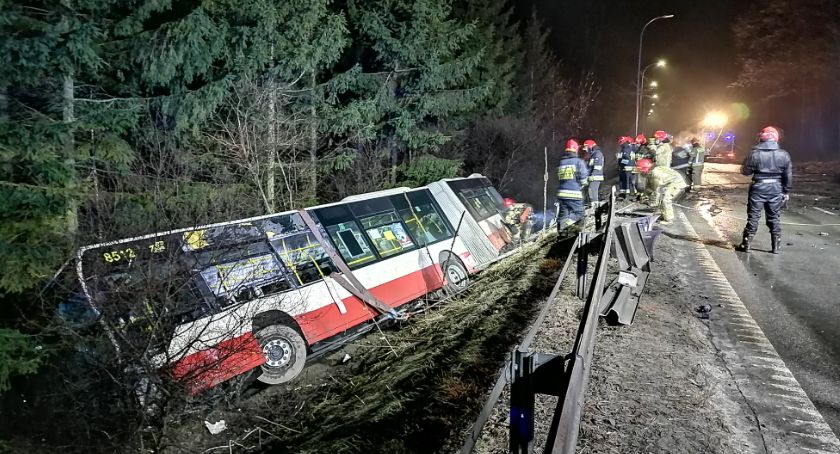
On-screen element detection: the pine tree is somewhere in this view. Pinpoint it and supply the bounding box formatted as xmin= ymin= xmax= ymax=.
xmin=322 ymin=0 xmax=492 ymax=187
xmin=0 ymin=0 xmax=137 ymax=293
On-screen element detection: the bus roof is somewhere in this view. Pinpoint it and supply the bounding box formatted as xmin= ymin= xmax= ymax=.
xmin=77 ymin=209 xmax=299 ymax=255
xmin=77 ymin=174 xmax=492 ymax=255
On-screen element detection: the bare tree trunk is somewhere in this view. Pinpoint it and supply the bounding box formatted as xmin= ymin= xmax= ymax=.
xmin=309 ymin=71 xmax=318 ymax=203
xmin=63 ymin=73 xmax=78 ymax=234
xmin=266 ymin=78 xmax=277 ymax=213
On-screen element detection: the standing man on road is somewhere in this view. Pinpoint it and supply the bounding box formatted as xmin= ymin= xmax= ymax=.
xmin=556 ymin=139 xmax=589 ymax=231
xmin=583 ymin=139 xmax=604 ymax=207
xmin=617 ymin=136 xmax=637 ymax=200
xmin=636 ymin=158 xmax=687 ymax=225
xmin=735 ymin=126 xmax=792 ymax=254
xmin=686 ymin=137 xmax=705 ymax=192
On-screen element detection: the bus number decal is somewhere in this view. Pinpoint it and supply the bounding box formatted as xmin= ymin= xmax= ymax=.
xmin=148 ymin=241 xmax=166 ymax=254
xmin=102 ymin=248 xmax=137 ymax=263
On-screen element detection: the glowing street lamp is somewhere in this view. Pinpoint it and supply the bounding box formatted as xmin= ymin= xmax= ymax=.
xmin=635 ymin=14 xmax=675 ymax=135
xmin=651 ymin=93 xmax=659 ymax=100
xmin=650 ymin=81 xmax=659 ymax=88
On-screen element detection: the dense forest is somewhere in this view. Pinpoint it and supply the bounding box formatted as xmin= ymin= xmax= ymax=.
xmin=0 ymin=0 xmax=597 ymax=451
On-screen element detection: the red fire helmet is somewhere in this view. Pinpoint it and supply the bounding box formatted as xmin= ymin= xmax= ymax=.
xmin=583 ymin=139 xmax=597 ymax=149
xmin=618 ymin=136 xmax=632 ymax=145
xmin=654 ymin=130 xmax=668 ymax=141
xmin=635 ymin=134 xmax=647 ymax=145
xmin=636 ymin=158 xmax=654 ymax=174
xmin=503 ymin=197 xmax=516 ymax=208
xmin=760 ymin=126 xmax=780 ymax=142
xmin=565 ymin=139 xmax=580 ymax=153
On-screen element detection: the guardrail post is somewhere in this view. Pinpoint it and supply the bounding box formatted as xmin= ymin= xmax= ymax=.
xmin=575 ymin=233 xmax=588 ymax=300
xmin=509 ymin=350 xmax=536 ymax=453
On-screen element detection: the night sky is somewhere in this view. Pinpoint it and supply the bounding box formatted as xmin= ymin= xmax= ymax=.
xmin=520 ymin=0 xmax=755 ymax=145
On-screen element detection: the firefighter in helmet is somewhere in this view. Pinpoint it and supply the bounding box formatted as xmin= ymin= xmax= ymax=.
xmin=556 ymin=139 xmax=589 ymax=231
xmin=582 ymin=139 xmax=604 ymax=206
xmin=735 ymin=126 xmax=792 ymax=254
xmin=651 ymin=130 xmax=673 ymax=168
xmin=636 ymin=157 xmax=687 ymax=225
xmin=616 ymin=136 xmax=637 ymax=200
xmin=633 ymin=134 xmax=649 ymax=197
xmin=502 ymin=197 xmax=534 ymax=242
xmin=686 ymin=137 xmax=705 ymax=192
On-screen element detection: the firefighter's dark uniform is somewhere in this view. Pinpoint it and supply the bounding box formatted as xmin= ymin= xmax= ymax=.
xmin=586 ymin=146 xmax=605 ymax=205
xmin=739 ymin=140 xmax=792 ymax=252
xmin=556 ymin=151 xmax=589 ymax=230
xmin=617 ymin=142 xmax=637 ymax=198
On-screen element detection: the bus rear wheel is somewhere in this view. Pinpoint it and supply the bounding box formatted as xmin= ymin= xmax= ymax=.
xmin=442 ymin=258 xmax=469 ymax=294
xmin=255 ymin=324 xmax=307 ymax=385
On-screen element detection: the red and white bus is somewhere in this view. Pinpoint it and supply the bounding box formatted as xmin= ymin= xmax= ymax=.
xmin=76 ymin=175 xmax=511 ymax=392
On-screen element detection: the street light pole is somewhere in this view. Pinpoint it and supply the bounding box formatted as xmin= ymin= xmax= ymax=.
xmin=635 ymin=14 xmax=674 ymax=136
xmin=639 ymin=61 xmax=664 ymax=130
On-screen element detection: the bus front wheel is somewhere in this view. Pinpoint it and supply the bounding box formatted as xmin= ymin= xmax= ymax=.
xmin=442 ymin=258 xmax=469 ymax=294
xmin=255 ymin=324 xmax=307 ymax=385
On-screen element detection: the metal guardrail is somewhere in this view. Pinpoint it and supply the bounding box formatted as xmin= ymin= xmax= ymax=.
xmin=461 ymin=187 xmax=657 ymax=453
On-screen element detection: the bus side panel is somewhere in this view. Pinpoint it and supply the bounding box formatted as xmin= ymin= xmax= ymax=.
xmin=426 ymin=181 xmax=500 ymax=267
xmin=295 ymin=294 xmax=375 ymax=344
xmin=171 ymin=332 xmax=264 ymax=393
xmin=478 ymin=215 xmax=512 ymax=251
xmin=367 ymin=263 xmax=445 ymax=306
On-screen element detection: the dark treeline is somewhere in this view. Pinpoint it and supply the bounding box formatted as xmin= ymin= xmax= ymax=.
xmin=0 ymin=0 xmax=596 ymax=451
xmin=733 ymin=0 xmax=840 ymax=157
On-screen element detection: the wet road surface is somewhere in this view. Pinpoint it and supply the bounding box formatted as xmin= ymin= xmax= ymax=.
xmin=681 ymin=163 xmax=840 ymax=437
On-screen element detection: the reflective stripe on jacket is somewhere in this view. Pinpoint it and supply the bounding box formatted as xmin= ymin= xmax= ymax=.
xmin=618 ymin=143 xmax=636 ymax=172
xmin=587 ymin=147 xmax=605 ymax=182
xmin=557 ymin=152 xmax=589 ymax=199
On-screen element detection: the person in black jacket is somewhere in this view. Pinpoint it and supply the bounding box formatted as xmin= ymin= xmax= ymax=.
xmin=582 ymin=139 xmax=604 ymax=206
xmin=735 ymin=126 xmax=792 ymax=254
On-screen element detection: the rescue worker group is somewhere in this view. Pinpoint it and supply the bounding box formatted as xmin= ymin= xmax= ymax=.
xmin=501 ymin=126 xmax=791 ymax=255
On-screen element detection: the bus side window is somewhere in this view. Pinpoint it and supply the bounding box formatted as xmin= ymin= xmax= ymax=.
xmin=271 ymin=231 xmax=337 ymax=286
xmin=325 ymin=223 xmax=376 ymax=268
xmin=397 ymin=192 xmax=452 ymax=245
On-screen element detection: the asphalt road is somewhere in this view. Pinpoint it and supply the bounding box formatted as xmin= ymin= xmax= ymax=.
xmin=681 ymin=163 xmax=840 ymax=437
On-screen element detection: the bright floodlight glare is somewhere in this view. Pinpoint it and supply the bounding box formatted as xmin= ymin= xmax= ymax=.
xmin=656 ymin=59 xmax=667 ymax=67
xmin=703 ymin=111 xmax=728 ymax=129
xmin=650 ymin=81 xmax=659 ymax=88
xmin=652 ymin=94 xmax=659 ymax=99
